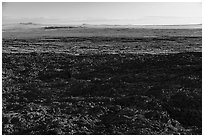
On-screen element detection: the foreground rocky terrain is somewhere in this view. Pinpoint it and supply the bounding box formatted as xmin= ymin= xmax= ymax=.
xmin=2 ymin=50 xmax=202 ymax=134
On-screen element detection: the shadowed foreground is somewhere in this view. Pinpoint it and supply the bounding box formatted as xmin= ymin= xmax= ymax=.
xmin=2 ymin=51 xmax=202 ymax=135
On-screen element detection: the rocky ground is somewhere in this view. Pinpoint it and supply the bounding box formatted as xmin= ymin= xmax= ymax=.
xmin=2 ymin=49 xmax=202 ymax=134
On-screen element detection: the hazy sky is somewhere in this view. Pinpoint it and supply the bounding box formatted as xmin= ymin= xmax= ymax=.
xmin=3 ymin=2 xmax=202 ymax=25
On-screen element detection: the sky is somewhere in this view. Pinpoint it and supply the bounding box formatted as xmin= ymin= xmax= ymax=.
xmin=2 ymin=2 xmax=202 ymax=25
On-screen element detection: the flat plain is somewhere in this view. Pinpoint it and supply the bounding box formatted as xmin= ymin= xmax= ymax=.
xmin=2 ymin=25 xmax=202 ymax=134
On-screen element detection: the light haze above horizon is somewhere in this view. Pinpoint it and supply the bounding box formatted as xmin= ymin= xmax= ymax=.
xmin=3 ymin=2 xmax=202 ymax=25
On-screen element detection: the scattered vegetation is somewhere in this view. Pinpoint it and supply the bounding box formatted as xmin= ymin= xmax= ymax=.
xmin=2 ymin=50 xmax=202 ymax=134
xmin=2 ymin=28 xmax=202 ymax=134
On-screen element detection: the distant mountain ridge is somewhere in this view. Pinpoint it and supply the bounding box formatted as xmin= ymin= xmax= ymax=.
xmin=2 ymin=23 xmax=202 ymax=32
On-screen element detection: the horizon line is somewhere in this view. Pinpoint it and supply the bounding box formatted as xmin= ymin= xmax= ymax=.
xmin=3 ymin=22 xmax=202 ymax=26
